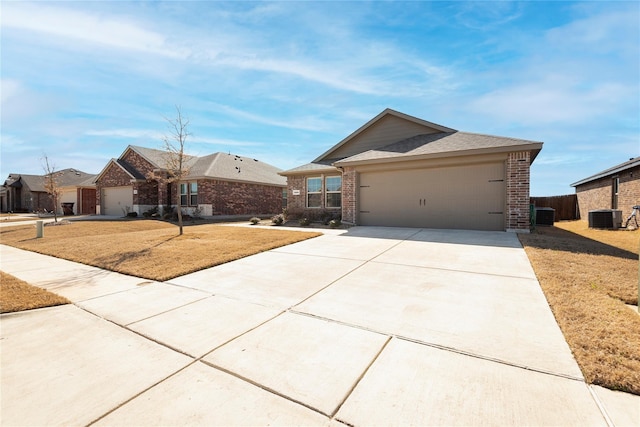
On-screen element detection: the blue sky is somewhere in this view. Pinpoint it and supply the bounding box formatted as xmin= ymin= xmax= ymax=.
xmin=1 ymin=1 xmax=638 ymax=196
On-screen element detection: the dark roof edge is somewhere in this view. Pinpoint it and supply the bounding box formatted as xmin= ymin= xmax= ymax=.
xmin=571 ymin=156 xmax=640 ymax=187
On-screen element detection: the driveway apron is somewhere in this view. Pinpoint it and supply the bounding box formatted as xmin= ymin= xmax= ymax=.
xmin=0 ymin=227 xmax=625 ymax=426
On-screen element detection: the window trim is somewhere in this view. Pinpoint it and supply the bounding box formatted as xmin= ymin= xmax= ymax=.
xmin=306 ymin=177 xmax=322 ymax=208
xmin=325 ymin=175 xmax=342 ymax=209
xmin=179 ymin=181 xmax=198 ymax=207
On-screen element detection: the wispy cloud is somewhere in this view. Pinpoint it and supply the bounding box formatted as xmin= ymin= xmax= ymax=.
xmin=2 ymin=3 xmax=189 ymax=59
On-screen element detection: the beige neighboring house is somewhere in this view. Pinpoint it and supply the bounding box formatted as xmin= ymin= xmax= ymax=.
xmin=571 ymin=156 xmax=640 ymax=220
xmin=1 ymin=169 xmax=97 ymax=215
xmin=280 ymin=108 xmax=543 ymax=232
xmin=95 ymin=145 xmax=286 ymax=217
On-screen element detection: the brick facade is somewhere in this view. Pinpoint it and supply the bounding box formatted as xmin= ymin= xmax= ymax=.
xmin=575 ymin=165 xmax=640 ymax=220
xmin=185 ymin=180 xmax=284 ymax=216
xmin=284 ymin=173 xmax=343 ymax=220
xmin=505 ymin=151 xmax=531 ymax=232
xmin=97 ymin=157 xmax=284 ymax=216
xmin=342 ymin=167 xmax=357 ymax=224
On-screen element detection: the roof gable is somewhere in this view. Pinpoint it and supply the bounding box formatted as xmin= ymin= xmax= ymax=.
xmin=314 ymin=108 xmax=456 ymax=162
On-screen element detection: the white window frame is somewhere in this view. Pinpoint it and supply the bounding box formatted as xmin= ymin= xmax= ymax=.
xmin=325 ymin=176 xmax=342 ymax=209
xmin=306 ymin=177 xmax=322 ymax=208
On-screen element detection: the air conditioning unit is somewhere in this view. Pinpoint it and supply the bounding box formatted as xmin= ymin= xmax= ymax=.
xmin=588 ymin=210 xmax=622 ymax=229
xmin=535 ymin=207 xmax=555 ymax=226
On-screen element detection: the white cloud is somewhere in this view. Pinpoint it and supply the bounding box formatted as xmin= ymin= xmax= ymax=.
xmin=85 ymin=129 xmax=164 ymax=140
xmin=1 ymin=3 xmax=189 ymax=59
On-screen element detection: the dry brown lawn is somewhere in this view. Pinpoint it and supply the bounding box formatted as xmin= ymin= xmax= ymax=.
xmin=518 ymin=221 xmax=639 ymax=395
xmin=0 ymin=220 xmax=321 ymax=281
xmin=1 ymin=271 xmax=70 ymax=313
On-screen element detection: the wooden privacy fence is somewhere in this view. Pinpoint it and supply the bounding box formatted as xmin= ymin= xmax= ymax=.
xmin=530 ymin=194 xmax=579 ymax=221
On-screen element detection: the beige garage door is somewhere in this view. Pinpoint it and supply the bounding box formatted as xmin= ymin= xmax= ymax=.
xmin=359 ymin=162 xmax=505 ymax=231
xmin=102 ymin=186 xmax=133 ymax=216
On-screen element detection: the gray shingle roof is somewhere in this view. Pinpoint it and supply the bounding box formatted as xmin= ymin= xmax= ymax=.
xmin=125 ymin=146 xmax=285 ymax=186
xmin=4 ymin=169 xmax=96 ymax=192
xmin=189 ymin=153 xmax=286 ymax=186
xmin=279 ymin=161 xmax=340 ymax=176
xmin=571 ymin=156 xmax=640 ymax=187
xmin=334 ymin=131 xmax=543 ymax=166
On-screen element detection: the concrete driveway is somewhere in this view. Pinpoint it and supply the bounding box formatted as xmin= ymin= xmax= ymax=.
xmin=1 ymin=226 xmax=637 ymax=426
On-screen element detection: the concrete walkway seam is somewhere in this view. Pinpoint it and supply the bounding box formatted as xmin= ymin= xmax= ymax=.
xmin=290 ymin=309 xmax=586 ymax=383
xmin=588 ymin=385 xmax=616 ymax=427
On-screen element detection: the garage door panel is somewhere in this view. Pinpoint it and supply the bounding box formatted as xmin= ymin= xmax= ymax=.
xmin=103 ymin=186 xmax=133 ymax=216
xmin=359 ymin=163 xmax=505 ymax=231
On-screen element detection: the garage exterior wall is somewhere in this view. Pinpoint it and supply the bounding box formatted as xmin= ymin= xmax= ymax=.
xmin=575 ymin=164 xmax=640 ymax=220
xmin=286 ymin=150 xmax=534 ymax=231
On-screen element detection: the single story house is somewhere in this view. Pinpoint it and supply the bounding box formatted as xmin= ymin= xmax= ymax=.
xmin=95 ymin=145 xmax=286 ymax=216
xmin=280 ymin=108 xmax=543 ymax=232
xmin=570 ymin=156 xmax=639 ymax=220
xmin=1 ymin=169 xmax=97 ymax=215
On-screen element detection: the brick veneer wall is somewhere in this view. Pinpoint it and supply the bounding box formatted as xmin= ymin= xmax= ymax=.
xmin=283 ymin=173 xmax=343 ymax=220
xmin=575 ymin=165 xmax=640 ymax=219
xmin=185 ymin=180 xmax=284 ymax=215
xmin=342 ymin=167 xmax=357 ymax=224
xmin=506 ymin=151 xmax=531 ymax=232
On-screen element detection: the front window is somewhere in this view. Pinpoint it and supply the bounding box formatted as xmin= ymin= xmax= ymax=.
xmin=190 ymin=182 xmax=198 ymax=206
xmin=180 ymin=182 xmax=198 ymax=206
xmin=325 ymin=176 xmax=342 ymax=208
xmin=307 ymin=177 xmax=322 ymax=208
xmin=612 ymin=177 xmax=619 ymax=209
xmin=180 ymin=183 xmax=188 ymax=206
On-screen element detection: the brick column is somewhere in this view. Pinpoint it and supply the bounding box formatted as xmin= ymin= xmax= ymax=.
xmin=341 ymin=167 xmax=357 ymax=224
xmin=506 ymin=151 xmax=531 ymax=232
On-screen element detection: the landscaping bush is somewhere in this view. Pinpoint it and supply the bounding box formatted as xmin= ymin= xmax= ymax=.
xmin=299 ymin=217 xmax=311 ymax=226
xmin=250 ymin=217 xmax=261 ymax=225
xmin=126 ymin=212 xmax=138 ymax=218
xmin=271 ymin=214 xmax=284 ymax=225
xmin=329 ymin=219 xmax=342 ymax=228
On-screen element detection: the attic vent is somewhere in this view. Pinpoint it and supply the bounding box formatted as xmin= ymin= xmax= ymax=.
xmin=254 ymin=159 xmax=258 ymax=162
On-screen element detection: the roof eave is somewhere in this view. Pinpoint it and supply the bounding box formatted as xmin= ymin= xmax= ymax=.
xmin=571 ymin=159 xmax=640 ymax=187
xmin=334 ymin=144 xmax=543 ymax=168
xmin=279 ymin=166 xmax=340 ymax=176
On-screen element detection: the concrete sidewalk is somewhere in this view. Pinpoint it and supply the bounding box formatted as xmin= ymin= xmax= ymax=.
xmin=1 ymin=227 xmax=638 ymax=426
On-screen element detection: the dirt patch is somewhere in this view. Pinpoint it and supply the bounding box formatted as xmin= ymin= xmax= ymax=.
xmin=519 ymin=221 xmax=639 ymax=395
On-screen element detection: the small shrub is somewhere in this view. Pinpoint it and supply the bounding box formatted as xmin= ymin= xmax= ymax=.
xmin=299 ymin=217 xmax=311 ymax=226
xmin=271 ymin=214 xmax=284 ymax=225
xmin=250 ymin=217 xmax=261 ymax=225
xmin=192 ymin=206 xmax=203 ymax=219
xmin=143 ymin=206 xmax=158 ymax=218
xmin=126 ymin=212 xmax=138 ymax=218
xmin=329 ymin=219 xmax=341 ymax=228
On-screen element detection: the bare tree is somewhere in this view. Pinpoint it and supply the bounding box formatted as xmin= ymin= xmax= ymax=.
xmin=41 ymin=154 xmax=61 ymax=223
xmin=162 ymin=106 xmax=192 ymax=236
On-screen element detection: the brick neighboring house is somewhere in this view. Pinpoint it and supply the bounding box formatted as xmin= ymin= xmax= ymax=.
xmin=95 ymin=145 xmax=286 ymax=216
xmin=570 ymin=156 xmax=640 ymax=220
xmin=280 ymin=108 xmax=543 ymax=232
xmin=1 ymin=170 xmax=97 ymax=214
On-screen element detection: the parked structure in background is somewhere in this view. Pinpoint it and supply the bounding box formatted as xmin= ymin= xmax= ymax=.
xmin=95 ymin=145 xmax=286 ymax=217
xmin=280 ymin=108 xmax=543 ymax=232
xmin=1 ymin=170 xmax=96 ymax=215
xmin=571 ymin=156 xmax=640 ymax=224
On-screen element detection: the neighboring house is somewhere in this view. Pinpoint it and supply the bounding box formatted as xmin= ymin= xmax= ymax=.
xmin=1 ymin=169 xmax=97 ymax=214
xmin=570 ymin=156 xmax=640 ymax=220
xmin=280 ymin=108 xmax=543 ymax=232
xmin=95 ymin=145 xmax=286 ymax=216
